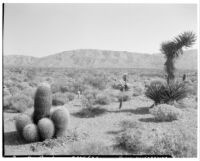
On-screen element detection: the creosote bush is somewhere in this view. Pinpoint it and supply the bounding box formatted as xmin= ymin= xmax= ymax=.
xmin=150 ymin=104 xmax=182 ymax=121
xmin=115 ymin=130 xmax=143 ymax=154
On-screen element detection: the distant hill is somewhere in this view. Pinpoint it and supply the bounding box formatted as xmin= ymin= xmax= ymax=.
xmin=3 ymin=49 xmax=197 ymax=70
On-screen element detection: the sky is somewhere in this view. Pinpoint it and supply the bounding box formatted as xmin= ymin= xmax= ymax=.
xmin=3 ymin=3 xmax=197 ymax=57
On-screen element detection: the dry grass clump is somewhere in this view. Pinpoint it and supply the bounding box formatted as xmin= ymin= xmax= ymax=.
xmin=150 ymin=104 xmax=182 ymax=122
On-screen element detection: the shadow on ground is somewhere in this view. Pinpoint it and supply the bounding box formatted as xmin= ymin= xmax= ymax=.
xmin=139 ymin=117 xmax=174 ymax=123
xmin=4 ymin=131 xmax=25 ymax=145
xmin=106 ymin=129 xmax=125 ymax=135
xmin=72 ymin=107 xmax=107 ymax=118
xmin=107 ymin=106 xmax=150 ymax=115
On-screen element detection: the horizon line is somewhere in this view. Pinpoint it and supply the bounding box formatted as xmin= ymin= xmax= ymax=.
xmin=3 ymin=48 xmax=197 ymax=58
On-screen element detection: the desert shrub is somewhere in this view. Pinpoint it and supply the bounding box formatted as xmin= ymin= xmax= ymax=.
xmin=3 ymin=88 xmax=10 ymax=97
xmin=52 ymin=93 xmax=69 ymax=106
xmin=4 ymin=79 xmax=15 ymax=88
xmin=145 ymin=81 xmax=187 ymax=105
xmin=16 ymin=82 xmax=30 ymax=91
xmin=81 ymin=88 xmax=99 ymax=108
xmin=115 ymin=130 xmax=143 ymax=154
xmin=8 ymin=86 xmax=19 ymax=95
xmin=95 ymin=92 xmax=111 ymax=105
xmin=148 ymin=132 xmax=196 ymax=157
xmin=69 ymin=80 xmax=89 ymax=93
xmin=26 ymin=68 xmax=37 ymax=80
xmin=67 ymin=142 xmax=114 ymax=155
xmin=150 ymin=104 xmax=182 ymax=122
xmin=51 ymin=79 xmax=88 ymax=94
xmin=65 ymin=92 xmax=75 ymax=101
xmin=4 ymin=94 xmax=33 ymax=113
xmin=21 ymin=87 xmax=36 ymax=99
xmin=28 ymin=81 xmax=38 ymax=88
xmin=84 ymin=74 xmax=108 ymax=90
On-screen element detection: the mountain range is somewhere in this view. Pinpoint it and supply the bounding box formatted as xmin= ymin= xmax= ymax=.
xmin=4 ymin=49 xmax=197 ymax=70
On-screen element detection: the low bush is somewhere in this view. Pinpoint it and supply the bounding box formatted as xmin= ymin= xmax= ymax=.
xmin=150 ymin=104 xmax=182 ymax=122
xmin=115 ymin=129 xmax=143 ymax=154
xmin=84 ymin=74 xmax=108 ymax=90
xmin=95 ymin=92 xmax=111 ymax=105
xmin=4 ymin=94 xmax=33 ymax=113
xmin=148 ymin=132 xmax=196 ymax=157
xmin=81 ymin=88 xmax=99 ymax=108
xmin=8 ymin=86 xmax=19 ymax=96
xmin=52 ymin=93 xmax=68 ymax=106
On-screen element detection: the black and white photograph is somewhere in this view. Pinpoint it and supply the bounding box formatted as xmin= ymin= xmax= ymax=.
xmin=2 ymin=1 xmax=199 ymax=157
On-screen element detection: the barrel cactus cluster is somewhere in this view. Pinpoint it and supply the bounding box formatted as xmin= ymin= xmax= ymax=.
xmin=15 ymin=83 xmax=70 ymax=143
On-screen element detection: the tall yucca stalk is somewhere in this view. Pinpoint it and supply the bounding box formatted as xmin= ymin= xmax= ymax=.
xmin=161 ymin=31 xmax=196 ymax=84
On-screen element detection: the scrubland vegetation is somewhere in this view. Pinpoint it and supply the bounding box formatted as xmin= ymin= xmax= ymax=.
xmin=3 ymin=66 xmax=197 ymax=157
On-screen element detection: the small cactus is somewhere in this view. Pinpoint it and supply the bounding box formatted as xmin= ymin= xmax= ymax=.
xmin=22 ymin=124 xmax=40 ymax=142
xmin=38 ymin=118 xmax=55 ymax=140
xmin=51 ymin=107 xmax=70 ymax=137
xmin=33 ymin=83 xmax=52 ymax=123
xmin=15 ymin=114 xmax=32 ymax=136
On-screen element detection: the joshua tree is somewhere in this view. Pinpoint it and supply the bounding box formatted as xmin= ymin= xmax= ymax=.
xmin=161 ymin=31 xmax=196 ymax=84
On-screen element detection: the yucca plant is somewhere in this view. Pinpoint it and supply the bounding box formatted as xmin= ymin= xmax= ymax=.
xmin=145 ymin=81 xmax=187 ymax=105
xmin=161 ymin=31 xmax=196 ymax=84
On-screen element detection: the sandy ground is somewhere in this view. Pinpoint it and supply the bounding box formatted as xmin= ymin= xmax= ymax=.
xmin=3 ymin=96 xmax=197 ymax=156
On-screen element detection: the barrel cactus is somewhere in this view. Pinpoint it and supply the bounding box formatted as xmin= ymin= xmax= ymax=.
xmin=15 ymin=114 xmax=32 ymax=136
xmin=51 ymin=107 xmax=70 ymax=137
xmin=22 ymin=123 xmax=40 ymax=142
xmin=33 ymin=83 xmax=52 ymax=123
xmin=38 ymin=118 xmax=55 ymax=140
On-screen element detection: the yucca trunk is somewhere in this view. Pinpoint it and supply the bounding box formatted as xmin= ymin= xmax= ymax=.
xmin=165 ymin=57 xmax=175 ymax=84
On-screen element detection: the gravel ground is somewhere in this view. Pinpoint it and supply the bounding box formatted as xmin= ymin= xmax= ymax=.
xmin=3 ymin=96 xmax=197 ymax=156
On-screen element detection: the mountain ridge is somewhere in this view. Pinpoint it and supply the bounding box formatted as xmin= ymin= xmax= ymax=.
xmin=4 ymin=49 xmax=197 ymax=70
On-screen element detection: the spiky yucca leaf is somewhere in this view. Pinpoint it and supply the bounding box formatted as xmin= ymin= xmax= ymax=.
xmin=145 ymin=81 xmax=187 ymax=105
